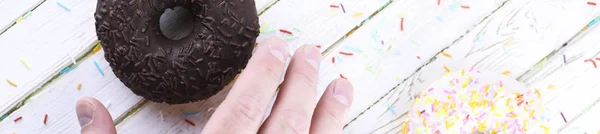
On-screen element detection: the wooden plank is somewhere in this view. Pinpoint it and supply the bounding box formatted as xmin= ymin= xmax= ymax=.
xmin=115 ymin=0 xmax=393 ymax=132
xmin=0 ymin=51 xmax=143 ymax=133
xmin=517 ymin=19 xmax=600 ymax=133
xmin=342 ymin=0 xmax=600 ymax=133
xmin=0 ymin=0 xmax=390 ymax=133
xmin=0 ymin=0 xmax=43 ymax=33
xmin=0 ymin=0 xmax=275 ymax=117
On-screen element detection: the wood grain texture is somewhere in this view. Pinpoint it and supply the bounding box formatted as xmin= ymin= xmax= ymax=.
xmin=0 ymin=0 xmax=389 ymax=133
xmin=343 ymin=0 xmax=600 ymax=133
xmin=517 ymin=19 xmax=600 ymax=133
xmin=0 ymin=51 xmax=143 ymax=133
xmin=314 ymin=0 xmax=511 ymax=133
xmin=0 ymin=0 xmax=275 ymax=119
xmin=0 ymin=0 xmax=43 ymax=33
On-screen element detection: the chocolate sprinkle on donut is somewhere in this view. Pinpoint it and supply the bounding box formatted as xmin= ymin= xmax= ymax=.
xmin=94 ymin=0 xmax=260 ymax=104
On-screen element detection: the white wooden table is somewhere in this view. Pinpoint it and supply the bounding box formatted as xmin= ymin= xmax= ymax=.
xmin=1 ymin=0 xmax=599 ymax=133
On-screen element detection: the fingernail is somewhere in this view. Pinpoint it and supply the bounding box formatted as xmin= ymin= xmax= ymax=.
xmin=268 ymin=37 xmax=288 ymax=63
xmin=76 ymin=100 xmax=94 ymax=127
xmin=304 ymin=45 xmax=321 ymax=70
xmin=333 ymin=79 xmax=352 ymax=107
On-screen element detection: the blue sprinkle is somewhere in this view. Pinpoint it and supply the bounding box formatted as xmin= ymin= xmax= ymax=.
xmin=588 ymin=19 xmax=598 ymax=27
xmin=394 ymin=51 xmax=401 ymax=55
xmin=0 ymin=114 xmax=7 ymax=120
xmin=57 ymin=1 xmax=71 ymax=11
xmin=343 ymin=46 xmax=363 ymax=53
xmin=449 ymin=3 xmax=460 ymax=12
xmin=184 ymin=112 xmax=201 ymax=117
xmin=387 ymin=104 xmax=397 ymax=115
xmin=94 ymin=60 xmax=104 ymax=76
xmin=436 ymin=16 xmax=443 ymax=22
xmin=503 ymin=46 xmax=510 ymax=55
xmin=335 ymin=55 xmax=343 ymax=62
xmin=59 ymin=67 xmax=73 ymax=74
xmin=340 ymin=3 xmax=346 ymax=13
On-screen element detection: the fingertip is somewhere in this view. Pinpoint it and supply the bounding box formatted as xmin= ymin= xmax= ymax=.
xmin=76 ymin=97 xmax=116 ymax=134
xmin=332 ymin=78 xmax=354 ymax=107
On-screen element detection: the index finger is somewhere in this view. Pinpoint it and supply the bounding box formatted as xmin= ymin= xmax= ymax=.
xmin=202 ymin=37 xmax=289 ymax=134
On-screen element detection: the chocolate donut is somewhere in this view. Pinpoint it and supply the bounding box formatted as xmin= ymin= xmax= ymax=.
xmin=93 ymin=0 xmax=260 ymax=104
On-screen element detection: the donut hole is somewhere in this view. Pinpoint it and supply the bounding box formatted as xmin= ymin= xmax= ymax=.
xmin=159 ymin=6 xmax=194 ymax=41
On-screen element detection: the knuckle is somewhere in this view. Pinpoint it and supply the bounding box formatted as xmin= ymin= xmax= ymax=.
xmin=230 ymin=95 xmax=265 ymax=124
xmin=295 ymin=70 xmax=317 ymax=87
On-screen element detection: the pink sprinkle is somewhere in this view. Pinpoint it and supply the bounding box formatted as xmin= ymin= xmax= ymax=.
xmin=455 ymin=78 xmax=459 ymax=84
xmin=428 ymin=88 xmax=434 ymax=92
xmin=444 ymin=90 xmax=456 ymax=94
xmin=474 ymin=78 xmax=479 ymax=84
xmin=468 ymin=67 xmax=474 ymax=72
xmin=431 ymin=104 xmax=435 ymax=111
xmin=499 ymin=80 xmax=503 ymax=87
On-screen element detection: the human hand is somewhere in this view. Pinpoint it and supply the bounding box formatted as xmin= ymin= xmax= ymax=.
xmin=76 ymin=37 xmax=354 ymax=134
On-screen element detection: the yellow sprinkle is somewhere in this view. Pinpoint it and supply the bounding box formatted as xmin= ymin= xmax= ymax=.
xmin=328 ymin=11 xmax=339 ymax=15
xmin=422 ymin=119 xmax=427 ymax=126
xmin=77 ymin=82 xmax=82 ymax=90
xmin=504 ymin=37 xmax=514 ymax=46
xmin=501 ymin=70 xmax=511 ymax=76
xmin=461 ymin=68 xmax=465 ymax=76
xmin=397 ymin=13 xmax=406 ymax=18
xmin=259 ymin=23 xmax=268 ymax=32
xmin=444 ymin=65 xmax=451 ymax=72
xmin=540 ymin=125 xmax=549 ymax=134
xmin=529 ymin=110 xmax=536 ymax=118
xmin=395 ymin=74 xmax=399 ymax=80
xmin=535 ymin=89 xmax=541 ymax=98
xmin=7 ymin=79 xmax=17 ymax=87
xmin=16 ymin=17 xmax=24 ymax=23
xmin=20 ymin=58 xmax=31 ymax=70
xmin=374 ymin=67 xmax=382 ymax=76
xmin=484 ymin=84 xmax=490 ymax=93
xmin=401 ymin=122 xmax=409 ymax=134
xmin=522 ymin=120 xmax=528 ymax=131
xmin=462 ymin=76 xmax=472 ymax=88
xmin=503 ymin=123 xmax=508 ymax=132
xmin=441 ymin=52 xmax=452 ymax=58
xmin=92 ymin=43 xmax=103 ymax=54
xmin=352 ymin=12 xmax=363 ymax=17
xmin=548 ymin=85 xmax=556 ymax=90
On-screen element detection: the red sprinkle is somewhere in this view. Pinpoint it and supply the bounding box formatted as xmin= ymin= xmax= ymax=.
xmin=340 ymin=74 xmax=346 ymax=79
xmin=316 ymin=45 xmax=322 ymax=49
xmin=279 ymin=29 xmax=293 ymax=35
xmin=595 ymin=57 xmax=600 ymax=61
xmin=184 ymin=119 xmax=196 ymax=126
xmin=437 ymin=0 xmax=441 ymax=5
xmin=331 ymin=57 xmax=335 ymax=63
xmin=14 ymin=116 xmax=23 ymax=122
xmin=585 ymin=59 xmax=597 ymax=68
xmin=339 ymin=51 xmax=354 ymax=56
xmin=417 ymin=56 xmax=421 ymax=60
xmin=461 ymin=5 xmax=470 ymax=9
xmin=588 ymin=1 xmax=597 ymax=6
xmin=400 ymin=18 xmax=405 ymax=31
xmin=44 ymin=114 xmax=48 ymax=125
xmin=330 ymin=5 xmax=339 ymax=8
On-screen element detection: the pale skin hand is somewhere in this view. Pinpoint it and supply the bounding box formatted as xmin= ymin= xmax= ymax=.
xmin=76 ymin=37 xmax=354 ymax=134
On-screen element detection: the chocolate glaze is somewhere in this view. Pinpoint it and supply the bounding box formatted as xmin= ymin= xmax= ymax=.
xmin=94 ymin=0 xmax=260 ymax=104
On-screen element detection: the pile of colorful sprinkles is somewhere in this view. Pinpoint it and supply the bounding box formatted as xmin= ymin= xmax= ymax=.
xmin=402 ymin=69 xmax=550 ymax=134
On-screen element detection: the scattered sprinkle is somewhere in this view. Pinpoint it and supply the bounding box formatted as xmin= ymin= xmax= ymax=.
xmin=339 ymin=51 xmax=354 ymax=56
xmin=417 ymin=56 xmax=421 ymax=59
xmin=316 ymin=45 xmax=322 ymax=49
xmin=461 ymin=5 xmax=470 ymax=9
xmin=330 ymin=5 xmax=339 ymax=8
xmin=501 ymin=70 xmax=511 ymax=76
xmin=332 ymin=57 xmax=335 ymax=63
xmin=588 ymin=1 xmax=597 ymax=6
xmin=444 ymin=65 xmax=451 ymax=72
xmin=56 ymin=1 xmax=71 ymax=11
xmin=564 ymin=55 xmax=568 ymax=64
xmin=340 ymin=3 xmax=346 ymax=13
xmin=436 ymin=16 xmax=443 ymax=22
xmin=285 ymin=35 xmax=298 ymax=40
xmin=437 ymin=0 xmax=441 ymax=5
xmin=20 ymin=58 xmax=31 ymax=70
xmin=584 ymin=59 xmax=597 ymax=68
xmin=14 ymin=116 xmax=23 ymax=122
xmin=400 ymin=18 xmax=405 ymax=31
xmin=184 ymin=112 xmax=201 ymax=117
xmin=184 ymin=119 xmax=196 ymax=126
xmin=77 ymin=82 xmax=82 ymax=90
xmin=548 ymin=85 xmax=556 ymax=90
xmin=7 ymin=79 xmax=17 ymax=87
xmin=441 ymin=52 xmax=452 ymax=58
xmin=352 ymin=12 xmax=364 ymax=17
xmin=293 ymin=27 xmax=302 ymax=32
xmin=387 ymin=104 xmax=397 ymax=115
xmin=279 ymin=29 xmax=293 ymax=35
xmin=259 ymin=23 xmax=268 ymax=32
xmin=94 ymin=60 xmax=105 ymax=76
xmin=503 ymin=46 xmax=510 ymax=55
xmin=560 ymin=112 xmax=567 ymax=123
xmin=44 ymin=114 xmax=48 ymax=125
xmin=340 ymin=74 xmax=346 ymax=79
xmin=596 ymin=57 xmax=600 ymax=61
xmin=59 ymin=67 xmax=74 ymax=74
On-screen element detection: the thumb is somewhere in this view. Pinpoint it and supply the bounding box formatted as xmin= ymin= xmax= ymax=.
xmin=76 ymin=97 xmax=117 ymax=134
